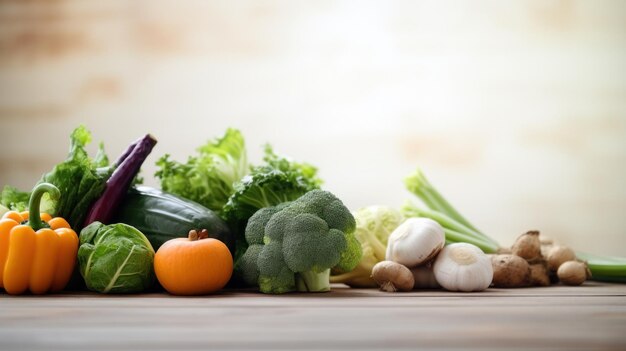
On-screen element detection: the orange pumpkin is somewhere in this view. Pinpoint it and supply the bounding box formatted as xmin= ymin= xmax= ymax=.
xmin=154 ymin=229 xmax=233 ymax=295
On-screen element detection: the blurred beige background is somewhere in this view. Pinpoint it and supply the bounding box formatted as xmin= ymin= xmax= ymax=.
xmin=1 ymin=1 xmax=625 ymax=255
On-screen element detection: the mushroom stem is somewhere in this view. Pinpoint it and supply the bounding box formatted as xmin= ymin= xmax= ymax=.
xmin=379 ymin=281 xmax=398 ymax=292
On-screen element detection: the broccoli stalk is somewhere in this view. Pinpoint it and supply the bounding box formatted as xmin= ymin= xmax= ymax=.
xmin=296 ymin=270 xmax=331 ymax=292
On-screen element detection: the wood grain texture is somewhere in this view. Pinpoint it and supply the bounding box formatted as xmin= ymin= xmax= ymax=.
xmin=1 ymin=282 xmax=625 ymax=350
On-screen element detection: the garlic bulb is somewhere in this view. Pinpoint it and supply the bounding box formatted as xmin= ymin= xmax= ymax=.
xmin=386 ymin=218 xmax=445 ymax=268
xmin=433 ymin=243 xmax=493 ymax=292
xmin=385 ymin=218 xmax=445 ymax=268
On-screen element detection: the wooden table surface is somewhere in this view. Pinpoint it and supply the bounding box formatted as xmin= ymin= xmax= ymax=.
xmin=1 ymin=282 xmax=625 ymax=351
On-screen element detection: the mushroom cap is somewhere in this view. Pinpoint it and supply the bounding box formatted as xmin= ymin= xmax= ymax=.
xmin=371 ymin=261 xmax=414 ymax=292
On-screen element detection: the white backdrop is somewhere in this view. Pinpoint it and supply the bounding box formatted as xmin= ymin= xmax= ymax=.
xmin=1 ymin=1 xmax=625 ymax=255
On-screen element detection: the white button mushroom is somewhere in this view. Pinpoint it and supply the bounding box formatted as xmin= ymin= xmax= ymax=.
xmin=433 ymin=243 xmax=493 ymax=292
xmin=385 ymin=218 xmax=445 ymax=268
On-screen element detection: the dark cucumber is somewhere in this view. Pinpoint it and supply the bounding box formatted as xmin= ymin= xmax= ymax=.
xmin=112 ymin=186 xmax=234 ymax=253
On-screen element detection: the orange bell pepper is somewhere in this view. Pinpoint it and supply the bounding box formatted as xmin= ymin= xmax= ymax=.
xmin=0 ymin=183 xmax=78 ymax=295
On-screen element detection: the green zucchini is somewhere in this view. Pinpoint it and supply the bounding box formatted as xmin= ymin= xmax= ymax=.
xmin=112 ymin=186 xmax=234 ymax=253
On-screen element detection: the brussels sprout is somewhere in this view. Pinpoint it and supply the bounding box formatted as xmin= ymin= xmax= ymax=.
xmin=78 ymin=222 xmax=155 ymax=293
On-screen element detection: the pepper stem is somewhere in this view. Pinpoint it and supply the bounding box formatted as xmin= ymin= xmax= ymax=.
xmin=28 ymin=183 xmax=60 ymax=231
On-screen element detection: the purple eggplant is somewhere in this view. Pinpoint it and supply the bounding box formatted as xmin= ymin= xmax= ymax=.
xmin=83 ymin=134 xmax=157 ymax=227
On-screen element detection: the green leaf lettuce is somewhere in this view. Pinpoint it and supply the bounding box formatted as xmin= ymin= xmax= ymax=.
xmin=155 ymin=128 xmax=247 ymax=214
xmin=0 ymin=126 xmax=111 ymax=228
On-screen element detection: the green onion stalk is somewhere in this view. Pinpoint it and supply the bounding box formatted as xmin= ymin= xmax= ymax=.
xmin=403 ymin=169 xmax=500 ymax=254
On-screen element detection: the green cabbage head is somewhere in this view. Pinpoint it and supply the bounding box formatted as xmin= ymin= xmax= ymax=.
xmin=78 ymin=221 xmax=155 ymax=293
xmin=330 ymin=206 xmax=403 ymax=287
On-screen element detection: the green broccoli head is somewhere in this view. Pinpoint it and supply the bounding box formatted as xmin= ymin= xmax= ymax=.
xmin=257 ymin=242 xmax=296 ymax=294
xmin=281 ymin=213 xmax=346 ymax=273
xmin=236 ymin=244 xmax=263 ymax=286
xmin=279 ymin=190 xmax=361 ymax=275
xmin=334 ymin=228 xmax=363 ymax=273
xmin=263 ymin=206 xmax=294 ymax=244
xmin=286 ymin=190 xmax=356 ymax=234
xmin=237 ymin=189 xmax=362 ymax=294
xmin=245 ymin=203 xmax=290 ymax=245
xmin=235 ymin=202 xmax=292 ymax=287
